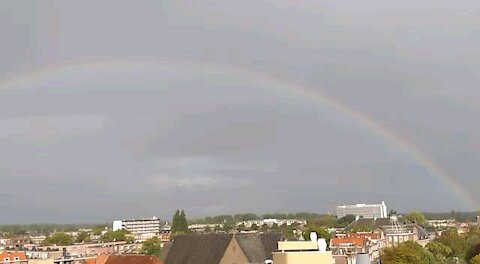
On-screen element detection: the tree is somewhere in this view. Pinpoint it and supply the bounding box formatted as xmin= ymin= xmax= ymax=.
xmin=100 ymin=230 xmax=131 ymax=242
xmin=466 ymin=242 xmax=480 ymax=263
xmin=250 ymin=224 xmax=259 ymax=231
xmin=436 ymin=228 xmax=467 ymax=258
xmin=303 ymin=225 xmax=331 ymax=244
xmin=351 ymin=225 xmax=372 ymax=233
xmin=471 ymin=254 xmax=480 ymax=264
xmin=337 ymin=215 xmax=356 ymax=228
xmin=171 ymin=209 xmax=189 ymax=235
xmin=141 ymin=237 xmax=161 ymax=256
xmin=76 ymin=231 xmax=91 ymax=243
xmin=405 ymin=212 xmax=427 ymax=226
xmin=43 ymin=233 xmax=74 ymax=246
xmin=311 ymin=215 xmax=337 ymax=228
xmin=382 ymin=241 xmax=434 ymax=264
xmin=426 ymin=241 xmax=452 ymax=264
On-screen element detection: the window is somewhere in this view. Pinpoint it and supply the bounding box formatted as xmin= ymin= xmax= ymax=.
xmin=14 ymin=257 xmax=20 ymax=261
xmin=4 ymin=258 xmax=10 ymax=262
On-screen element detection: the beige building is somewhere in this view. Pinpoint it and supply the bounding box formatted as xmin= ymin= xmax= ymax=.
xmin=272 ymin=241 xmax=334 ymax=264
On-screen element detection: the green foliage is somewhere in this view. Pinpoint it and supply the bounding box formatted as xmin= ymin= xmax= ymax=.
xmin=250 ymin=224 xmax=259 ymax=231
xmin=471 ymin=254 xmax=480 ymax=264
xmin=426 ymin=241 xmax=452 ymax=264
xmin=92 ymin=226 xmax=106 ymax=235
xmin=309 ymin=215 xmax=337 ymax=228
xmin=100 ymin=230 xmax=131 ymax=242
xmin=351 ymin=225 xmax=372 ymax=233
xmin=436 ymin=228 xmax=467 ymax=258
xmin=382 ymin=241 xmax=435 ymax=264
xmin=43 ymin=233 xmax=74 ymax=246
xmin=141 ymin=237 xmax=161 ymax=256
xmin=233 ymin=213 xmax=260 ymax=221
xmin=0 ymin=224 xmax=101 ymax=235
xmin=336 ymin=215 xmax=356 ymax=228
xmin=302 ymin=225 xmax=331 ymax=244
xmin=466 ymin=242 xmax=480 ymax=263
xmin=405 ymin=212 xmax=427 ymax=226
xmin=171 ymin=210 xmax=189 ymax=234
xmin=76 ymin=231 xmax=91 ymax=243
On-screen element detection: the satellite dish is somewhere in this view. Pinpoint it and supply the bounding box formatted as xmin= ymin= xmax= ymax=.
xmin=310 ymin=232 xmax=318 ymax=242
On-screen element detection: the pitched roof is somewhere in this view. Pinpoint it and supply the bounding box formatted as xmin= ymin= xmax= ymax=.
xmin=235 ymin=233 xmax=282 ymax=263
xmin=160 ymin=242 xmax=172 ymax=262
xmin=331 ymin=237 xmax=366 ymax=246
xmin=164 ymin=234 xmax=233 ymax=264
xmin=96 ymin=255 xmax=163 ymax=264
xmin=0 ymin=252 xmax=27 ymax=261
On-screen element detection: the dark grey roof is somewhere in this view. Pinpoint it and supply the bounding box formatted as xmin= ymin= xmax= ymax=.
xmin=235 ymin=233 xmax=282 ymax=264
xmin=160 ymin=241 xmax=172 ymax=262
xmin=414 ymin=224 xmax=430 ymax=240
xmin=165 ymin=234 xmax=233 ymax=264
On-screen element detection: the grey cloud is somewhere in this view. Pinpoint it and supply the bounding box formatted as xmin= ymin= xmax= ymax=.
xmin=1 ymin=0 xmax=480 ymax=222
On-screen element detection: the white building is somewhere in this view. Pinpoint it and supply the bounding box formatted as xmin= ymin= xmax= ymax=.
xmin=112 ymin=217 xmax=161 ymax=237
xmin=237 ymin=219 xmax=307 ymax=229
xmin=337 ymin=201 xmax=388 ymax=219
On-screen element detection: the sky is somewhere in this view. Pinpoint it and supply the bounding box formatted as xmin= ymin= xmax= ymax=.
xmin=1 ymin=0 xmax=480 ymax=223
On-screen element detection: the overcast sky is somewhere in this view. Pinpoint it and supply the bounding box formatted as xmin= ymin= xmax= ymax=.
xmin=1 ymin=0 xmax=480 ymax=223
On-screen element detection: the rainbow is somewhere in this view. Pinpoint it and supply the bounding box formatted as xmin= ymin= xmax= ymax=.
xmin=1 ymin=58 xmax=476 ymax=209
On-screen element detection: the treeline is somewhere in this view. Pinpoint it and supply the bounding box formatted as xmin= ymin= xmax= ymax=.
xmin=192 ymin=212 xmax=325 ymax=224
xmin=423 ymin=211 xmax=478 ymax=222
xmin=0 ymin=224 xmax=108 ymax=235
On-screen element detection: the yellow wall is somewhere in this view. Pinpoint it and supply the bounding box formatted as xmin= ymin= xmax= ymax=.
xmin=28 ymin=259 xmax=54 ymax=264
xmin=273 ymin=251 xmax=334 ymax=264
xmin=219 ymin=237 xmax=249 ymax=264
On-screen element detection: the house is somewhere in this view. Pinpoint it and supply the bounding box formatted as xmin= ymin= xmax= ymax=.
xmin=272 ymin=239 xmax=334 ymax=264
xmin=1 ymin=251 xmax=28 ymax=264
xmin=344 ymin=216 xmax=430 ymax=247
xmin=164 ymin=233 xmax=282 ymax=264
xmin=93 ymin=255 xmax=163 ymax=264
xmin=330 ymin=233 xmax=383 ymax=264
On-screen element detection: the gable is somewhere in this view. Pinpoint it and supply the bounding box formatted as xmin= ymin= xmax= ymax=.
xmin=219 ymin=237 xmax=249 ymax=264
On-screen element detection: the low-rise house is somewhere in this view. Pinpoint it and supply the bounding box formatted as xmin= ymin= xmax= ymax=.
xmin=330 ymin=233 xmax=383 ymax=264
xmin=344 ymin=216 xmax=430 ymax=247
xmin=1 ymin=251 xmax=28 ymax=264
xmin=164 ymin=233 xmax=281 ymax=264
xmin=273 ymin=239 xmax=334 ymax=264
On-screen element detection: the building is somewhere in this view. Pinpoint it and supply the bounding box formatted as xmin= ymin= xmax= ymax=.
xmin=29 ymin=242 xmax=141 ymax=258
xmin=337 ymin=202 xmax=388 ymax=219
xmin=272 ymin=240 xmax=334 ymax=264
xmin=344 ymin=216 xmax=431 ymax=248
xmin=0 ymin=251 xmax=28 ymax=264
xmin=237 ymin=219 xmax=307 ymax=229
xmin=29 ymin=236 xmax=46 ymax=246
xmin=85 ymin=255 xmax=163 ymax=264
xmin=113 ymin=217 xmax=161 ymax=240
xmin=426 ymin=219 xmax=456 ymax=229
xmin=164 ymin=233 xmax=281 ymax=264
xmin=330 ymin=233 xmax=383 ymax=264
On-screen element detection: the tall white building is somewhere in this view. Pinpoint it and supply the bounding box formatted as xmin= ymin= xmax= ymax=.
xmin=336 ymin=201 xmax=388 ymax=219
xmin=112 ymin=217 xmax=161 ymax=236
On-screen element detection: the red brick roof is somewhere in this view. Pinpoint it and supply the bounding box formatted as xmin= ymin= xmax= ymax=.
xmin=331 ymin=237 xmax=366 ymax=246
xmin=95 ymin=255 xmax=163 ymax=264
xmin=0 ymin=252 xmax=27 ymax=261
